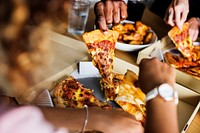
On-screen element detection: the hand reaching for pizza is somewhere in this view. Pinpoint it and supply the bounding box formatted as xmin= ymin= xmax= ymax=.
xmin=164 ymin=0 xmax=189 ymax=29
xmin=138 ymin=58 xmax=176 ymax=94
xmin=188 ymin=17 xmax=200 ymax=41
xmin=94 ymin=0 xmax=127 ymax=32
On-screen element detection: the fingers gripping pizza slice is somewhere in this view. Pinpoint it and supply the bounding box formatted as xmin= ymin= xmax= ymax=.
xmin=168 ymin=23 xmax=193 ymax=59
xmin=83 ymin=30 xmax=119 ymax=100
xmin=167 ymin=23 xmax=200 ymax=79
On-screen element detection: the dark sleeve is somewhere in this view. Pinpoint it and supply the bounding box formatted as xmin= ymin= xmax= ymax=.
xmin=149 ymin=0 xmax=171 ymax=19
xmin=188 ymin=0 xmax=200 ymax=19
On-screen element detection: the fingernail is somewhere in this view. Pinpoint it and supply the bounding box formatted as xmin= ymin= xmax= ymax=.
xmin=103 ymin=31 xmax=108 ymax=34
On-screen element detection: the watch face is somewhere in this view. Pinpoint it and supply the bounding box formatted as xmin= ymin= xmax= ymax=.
xmin=158 ymin=84 xmax=174 ymax=101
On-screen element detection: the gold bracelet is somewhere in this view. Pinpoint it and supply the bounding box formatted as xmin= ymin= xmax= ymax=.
xmin=81 ymin=105 xmax=89 ymax=133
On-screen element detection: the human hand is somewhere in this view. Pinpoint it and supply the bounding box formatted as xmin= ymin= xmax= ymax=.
xmin=88 ymin=107 xmax=144 ymax=133
xmin=188 ymin=17 xmax=200 ymax=41
xmin=94 ymin=0 xmax=127 ymax=32
xmin=164 ymin=0 xmax=189 ymax=29
xmin=138 ymin=58 xmax=176 ymax=94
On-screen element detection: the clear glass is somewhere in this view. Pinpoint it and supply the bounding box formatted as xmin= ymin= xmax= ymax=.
xmin=68 ymin=0 xmax=91 ymax=35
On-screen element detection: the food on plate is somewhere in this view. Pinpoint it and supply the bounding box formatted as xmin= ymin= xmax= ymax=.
xmin=179 ymin=67 xmax=200 ymax=80
xmin=144 ymin=32 xmax=153 ymax=44
xmin=114 ymin=70 xmax=146 ymax=122
xmin=83 ymin=29 xmax=120 ymax=100
xmin=52 ymin=76 xmax=111 ymax=109
xmin=165 ymin=23 xmax=200 ymax=79
xmin=83 ymin=29 xmax=146 ymax=122
xmin=164 ymin=52 xmax=200 ymax=79
xmin=112 ymin=21 xmax=153 ymax=45
xmin=164 ymin=52 xmax=198 ymax=68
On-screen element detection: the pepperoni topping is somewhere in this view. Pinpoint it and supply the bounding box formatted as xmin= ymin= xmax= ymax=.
xmin=174 ymin=30 xmax=188 ymax=43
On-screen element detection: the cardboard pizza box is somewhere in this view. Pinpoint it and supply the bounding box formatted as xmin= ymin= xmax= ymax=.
xmin=137 ymin=36 xmax=200 ymax=94
xmin=181 ymin=101 xmax=200 ymax=133
xmin=15 ymin=31 xmax=90 ymax=104
xmin=34 ymin=57 xmax=200 ymax=132
xmin=25 ymin=32 xmax=200 ymax=132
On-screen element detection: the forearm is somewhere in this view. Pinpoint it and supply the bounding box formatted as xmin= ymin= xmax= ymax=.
xmin=40 ymin=107 xmax=86 ymax=131
xmin=145 ymin=97 xmax=179 ymax=133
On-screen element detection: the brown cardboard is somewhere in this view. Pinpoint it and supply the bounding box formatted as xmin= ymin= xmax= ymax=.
xmin=16 ymin=32 xmax=89 ymax=104
xmin=137 ymin=36 xmax=200 ymax=94
xmin=30 ymin=32 xmax=200 ymax=132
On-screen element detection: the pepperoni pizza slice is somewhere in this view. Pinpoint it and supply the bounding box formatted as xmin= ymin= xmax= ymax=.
xmin=52 ymin=76 xmax=111 ymax=109
xmin=168 ymin=22 xmax=193 ymax=59
xmin=83 ymin=30 xmax=119 ymax=100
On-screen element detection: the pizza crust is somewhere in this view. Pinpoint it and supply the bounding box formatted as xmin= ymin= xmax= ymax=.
xmin=83 ymin=30 xmax=119 ymax=44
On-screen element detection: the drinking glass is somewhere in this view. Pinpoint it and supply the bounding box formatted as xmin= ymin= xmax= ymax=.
xmin=68 ymin=0 xmax=91 ymax=35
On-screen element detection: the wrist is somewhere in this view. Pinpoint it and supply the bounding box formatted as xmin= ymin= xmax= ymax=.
xmin=145 ymin=83 xmax=178 ymax=105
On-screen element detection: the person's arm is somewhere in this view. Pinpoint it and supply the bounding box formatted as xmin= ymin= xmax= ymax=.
xmin=40 ymin=107 xmax=144 ymax=133
xmin=138 ymin=58 xmax=179 ymax=133
xmin=188 ymin=17 xmax=200 ymax=41
xmin=164 ymin=0 xmax=189 ymax=29
xmin=94 ymin=0 xmax=127 ymax=32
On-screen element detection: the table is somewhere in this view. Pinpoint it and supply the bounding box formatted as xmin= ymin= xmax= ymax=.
xmin=51 ymin=5 xmax=172 ymax=66
xmin=1 ymin=2 xmax=199 ymax=133
xmin=50 ymin=4 xmax=200 ymax=133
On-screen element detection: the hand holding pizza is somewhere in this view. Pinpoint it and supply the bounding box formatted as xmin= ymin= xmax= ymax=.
xmin=138 ymin=58 xmax=179 ymax=133
xmin=138 ymin=58 xmax=176 ymax=94
xmin=188 ymin=17 xmax=200 ymax=41
xmin=94 ymin=0 xmax=127 ymax=32
xmin=164 ymin=0 xmax=189 ymax=29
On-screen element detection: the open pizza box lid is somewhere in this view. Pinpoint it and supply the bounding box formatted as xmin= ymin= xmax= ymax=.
xmin=137 ymin=36 xmax=200 ymax=94
xmin=12 ymin=31 xmax=90 ymax=104
xmin=15 ymin=32 xmax=200 ymax=132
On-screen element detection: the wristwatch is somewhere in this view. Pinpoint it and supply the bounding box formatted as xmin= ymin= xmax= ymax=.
xmin=146 ymin=83 xmax=178 ymax=105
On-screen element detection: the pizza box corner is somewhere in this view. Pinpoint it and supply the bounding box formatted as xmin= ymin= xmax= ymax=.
xmin=137 ymin=35 xmax=200 ymax=94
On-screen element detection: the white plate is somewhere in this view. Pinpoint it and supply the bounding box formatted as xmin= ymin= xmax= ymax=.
xmin=115 ymin=20 xmax=158 ymax=52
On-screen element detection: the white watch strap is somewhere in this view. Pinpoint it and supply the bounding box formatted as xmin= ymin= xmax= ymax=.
xmin=174 ymin=91 xmax=179 ymax=105
xmin=146 ymin=88 xmax=158 ymax=102
xmin=146 ymin=84 xmax=179 ymax=105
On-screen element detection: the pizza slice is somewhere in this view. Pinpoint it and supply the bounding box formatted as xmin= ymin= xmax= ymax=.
xmin=168 ymin=23 xmax=193 ymax=59
xmin=52 ymin=76 xmax=111 ymax=109
xmin=164 ymin=52 xmax=198 ymax=68
xmin=114 ymin=70 xmax=146 ymax=122
xmin=179 ymin=67 xmax=200 ymax=80
xmin=83 ymin=30 xmax=119 ymax=82
xmin=83 ymin=30 xmax=119 ymax=100
xmin=100 ymin=73 xmax=124 ymax=101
